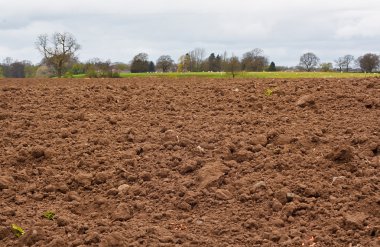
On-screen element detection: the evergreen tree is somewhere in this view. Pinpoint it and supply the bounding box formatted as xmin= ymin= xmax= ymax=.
xmin=148 ymin=61 xmax=155 ymax=72
xmin=268 ymin=61 xmax=276 ymax=71
xmin=208 ymin=53 xmax=216 ymax=71
xmin=215 ymin=55 xmax=222 ymax=72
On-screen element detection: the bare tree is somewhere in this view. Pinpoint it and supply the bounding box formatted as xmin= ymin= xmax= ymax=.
xmin=189 ymin=48 xmax=205 ymax=72
xmin=334 ymin=57 xmax=345 ymax=72
xmin=357 ymin=53 xmax=380 ymax=72
xmin=156 ymin=55 xmax=174 ymax=72
xmin=336 ymin=55 xmax=355 ymax=72
xmin=299 ymin=52 xmax=320 ymax=71
xmin=226 ymin=55 xmax=241 ymax=78
xmin=36 ymin=32 xmax=80 ymax=77
xmin=221 ymin=51 xmax=229 ymax=72
xmin=342 ymin=55 xmax=355 ymax=72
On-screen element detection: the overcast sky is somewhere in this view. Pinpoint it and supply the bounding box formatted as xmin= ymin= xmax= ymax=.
xmin=0 ymin=0 xmax=379 ymax=66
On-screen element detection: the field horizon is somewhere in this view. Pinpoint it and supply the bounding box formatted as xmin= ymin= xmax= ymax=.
xmin=66 ymin=71 xmax=380 ymax=79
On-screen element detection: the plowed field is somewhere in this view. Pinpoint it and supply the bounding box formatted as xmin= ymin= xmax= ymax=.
xmin=0 ymin=78 xmax=379 ymax=246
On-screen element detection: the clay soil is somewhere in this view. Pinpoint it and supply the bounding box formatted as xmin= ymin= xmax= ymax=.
xmin=0 ymin=78 xmax=379 ymax=247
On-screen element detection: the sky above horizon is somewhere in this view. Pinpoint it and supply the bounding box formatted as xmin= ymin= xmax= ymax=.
xmin=0 ymin=0 xmax=379 ymax=66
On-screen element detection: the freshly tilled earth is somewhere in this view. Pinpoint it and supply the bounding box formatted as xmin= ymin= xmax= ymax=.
xmin=0 ymin=78 xmax=379 ymax=247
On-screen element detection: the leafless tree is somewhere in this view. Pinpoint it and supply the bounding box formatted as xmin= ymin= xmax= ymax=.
xmin=221 ymin=51 xmax=229 ymax=72
xmin=299 ymin=52 xmax=320 ymax=71
xmin=189 ymin=48 xmax=205 ymax=72
xmin=226 ymin=55 xmax=241 ymax=78
xmin=36 ymin=32 xmax=80 ymax=77
xmin=335 ymin=55 xmax=355 ymax=72
xmin=342 ymin=55 xmax=355 ymax=72
xmin=357 ymin=53 xmax=380 ymax=72
xmin=334 ymin=57 xmax=345 ymax=72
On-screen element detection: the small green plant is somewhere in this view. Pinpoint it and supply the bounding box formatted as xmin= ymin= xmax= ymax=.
xmin=11 ymin=224 xmax=25 ymax=237
xmin=264 ymin=88 xmax=273 ymax=96
xmin=43 ymin=211 xmax=55 ymax=220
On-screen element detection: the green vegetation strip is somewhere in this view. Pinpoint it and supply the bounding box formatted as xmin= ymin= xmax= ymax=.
xmin=72 ymin=72 xmax=379 ymax=79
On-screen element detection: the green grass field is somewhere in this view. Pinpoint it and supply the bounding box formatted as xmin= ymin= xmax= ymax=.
xmin=72 ymin=71 xmax=379 ymax=79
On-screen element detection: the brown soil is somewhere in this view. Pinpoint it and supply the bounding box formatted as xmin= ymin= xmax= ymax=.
xmin=0 ymin=78 xmax=379 ymax=247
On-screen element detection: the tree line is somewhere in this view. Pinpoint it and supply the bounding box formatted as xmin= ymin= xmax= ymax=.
xmin=0 ymin=32 xmax=379 ymax=78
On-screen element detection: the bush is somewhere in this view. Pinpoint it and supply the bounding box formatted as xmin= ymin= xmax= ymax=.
xmin=86 ymin=70 xmax=98 ymax=78
xmin=112 ymin=72 xmax=120 ymax=78
xmin=64 ymin=71 xmax=73 ymax=78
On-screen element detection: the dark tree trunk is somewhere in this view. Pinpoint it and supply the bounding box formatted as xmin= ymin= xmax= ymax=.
xmin=57 ymin=60 xmax=63 ymax=78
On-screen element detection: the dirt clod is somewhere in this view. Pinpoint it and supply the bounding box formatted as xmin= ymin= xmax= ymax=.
xmin=0 ymin=176 xmax=14 ymax=190
xmin=296 ymin=94 xmax=315 ymax=107
xmin=326 ymin=145 xmax=354 ymax=163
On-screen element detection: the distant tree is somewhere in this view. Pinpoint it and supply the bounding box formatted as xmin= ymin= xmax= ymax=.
xmin=148 ymin=61 xmax=155 ymax=72
xmin=207 ymin=53 xmax=222 ymax=72
xmin=357 ymin=53 xmax=379 ymax=72
xmin=241 ymin=48 xmax=269 ymax=72
xmin=177 ymin=57 xmax=184 ymax=72
xmin=1 ymin=58 xmax=36 ymax=78
xmin=207 ymin=53 xmax=216 ymax=71
xmin=9 ymin=62 xmax=26 ymax=78
xmin=84 ymin=58 xmax=119 ymax=78
xmin=177 ymin=53 xmax=192 ymax=72
xmin=97 ymin=59 xmax=112 ymax=77
xmin=189 ymin=48 xmax=206 ymax=72
xmin=334 ymin=57 xmax=345 ymax=72
xmin=156 ymin=55 xmax=174 ymax=72
xmin=35 ymin=32 xmax=80 ymax=77
xmin=299 ymin=52 xmax=320 ymax=71
xmin=215 ymin=55 xmax=222 ymax=72
xmin=267 ymin=61 xmax=276 ymax=71
xmin=221 ymin=51 xmax=229 ymax=72
xmin=24 ymin=62 xmax=38 ymax=78
xmin=226 ymin=55 xmax=241 ymax=78
xmin=131 ymin=53 xmax=149 ymax=73
xmin=69 ymin=63 xmax=86 ymax=75
xmin=1 ymin=57 xmax=13 ymax=77
xmin=335 ymin=55 xmax=355 ymax=72
xmin=320 ymin=62 xmax=333 ymax=72
xmin=112 ymin=62 xmax=129 ymax=72
xmin=171 ymin=63 xmax=178 ymax=72
xmin=342 ymin=55 xmax=355 ymax=72
xmin=184 ymin=53 xmax=192 ymax=72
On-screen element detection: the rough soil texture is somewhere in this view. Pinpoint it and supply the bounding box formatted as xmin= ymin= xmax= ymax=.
xmin=0 ymin=78 xmax=379 ymax=247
